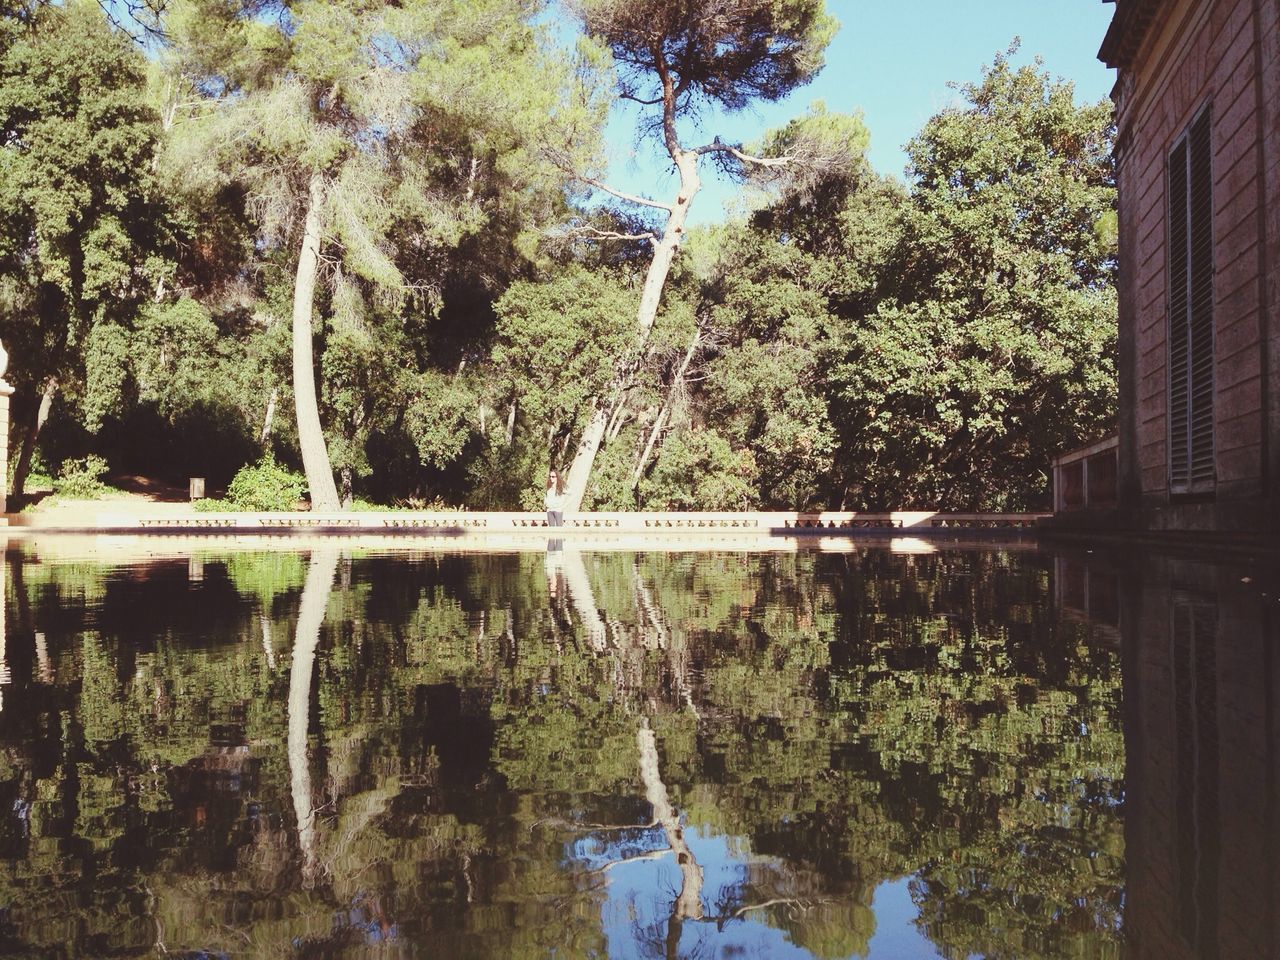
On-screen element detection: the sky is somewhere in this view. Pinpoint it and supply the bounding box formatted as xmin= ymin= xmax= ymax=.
xmin=601 ymin=0 xmax=1120 ymax=226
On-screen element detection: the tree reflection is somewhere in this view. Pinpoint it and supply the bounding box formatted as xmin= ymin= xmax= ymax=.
xmin=0 ymin=542 xmax=1145 ymax=959
xmin=288 ymin=548 xmax=339 ymax=887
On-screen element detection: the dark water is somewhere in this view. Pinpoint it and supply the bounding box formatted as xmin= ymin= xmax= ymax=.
xmin=0 ymin=539 xmax=1275 ymax=959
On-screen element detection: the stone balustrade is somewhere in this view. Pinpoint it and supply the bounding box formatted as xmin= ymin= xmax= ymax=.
xmin=13 ymin=509 xmax=1050 ymax=534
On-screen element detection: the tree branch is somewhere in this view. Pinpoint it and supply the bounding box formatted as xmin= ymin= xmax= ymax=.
xmin=595 ymin=849 xmax=672 ymax=873
xmin=694 ymin=140 xmax=795 ymax=168
xmin=567 ymin=226 xmax=659 ymax=246
xmin=579 ymin=175 xmax=674 ymax=212
xmin=620 ymin=92 xmax=664 ymax=105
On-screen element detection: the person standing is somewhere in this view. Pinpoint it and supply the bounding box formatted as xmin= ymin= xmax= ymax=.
xmin=545 ymin=469 xmax=565 ymax=527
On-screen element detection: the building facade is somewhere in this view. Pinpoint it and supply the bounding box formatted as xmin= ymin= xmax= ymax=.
xmin=1100 ymin=0 xmax=1279 ymax=531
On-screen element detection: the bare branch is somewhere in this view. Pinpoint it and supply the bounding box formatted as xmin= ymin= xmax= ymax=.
xmin=596 ymin=849 xmax=672 ymax=873
xmin=531 ymin=817 xmax=658 ymax=833
xmin=620 ymin=93 xmax=664 ymax=106
xmin=579 ymin=175 xmax=674 ymax=212
xmin=695 ymin=140 xmax=795 ymax=168
xmin=566 ymin=225 xmax=659 ymax=246
xmin=96 ymin=0 xmax=168 ymax=46
xmin=733 ymin=897 xmax=829 ymax=919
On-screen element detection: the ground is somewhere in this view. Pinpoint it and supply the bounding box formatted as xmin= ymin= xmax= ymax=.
xmin=12 ymin=475 xmax=196 ymax=524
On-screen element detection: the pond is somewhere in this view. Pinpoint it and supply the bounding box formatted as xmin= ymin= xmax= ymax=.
xmin=0 ymin=536 xmax=1274 ymax=959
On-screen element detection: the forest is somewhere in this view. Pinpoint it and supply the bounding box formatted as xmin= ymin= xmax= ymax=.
xmin=0 ymin=0 xmax=1118 ymax=512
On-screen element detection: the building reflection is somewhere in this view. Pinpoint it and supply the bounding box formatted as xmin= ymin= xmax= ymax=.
xmin=1056 ymin=546 xmax=1279 ymax=960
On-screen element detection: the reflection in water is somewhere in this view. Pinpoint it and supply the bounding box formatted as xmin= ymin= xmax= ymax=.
xmin=1093 ymin=548 xmax=1278 ymax=960
xmin=288 ymin=548 xmax=340 ymax=886
xmin=0 ymin=540 xmax=1274 ymax=957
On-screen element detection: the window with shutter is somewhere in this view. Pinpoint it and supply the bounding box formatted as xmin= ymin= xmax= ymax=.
xmin=1167 ymin=107 xmax=1215 ymax=495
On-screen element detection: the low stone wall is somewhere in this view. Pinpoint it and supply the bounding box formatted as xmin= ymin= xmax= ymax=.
xmin=11 ymin=509 xmax=1049 ymax=535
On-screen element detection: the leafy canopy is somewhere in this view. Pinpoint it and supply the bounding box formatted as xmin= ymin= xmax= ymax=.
xmin=573 ymin=0 xmax=836 ymax=114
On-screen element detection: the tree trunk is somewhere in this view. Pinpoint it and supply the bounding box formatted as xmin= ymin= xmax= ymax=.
xmin=561 ymin=150 xmax=702 ymax=513
xmin=637 ymin=721 xmax=704 ymax=922
xmin=560 ymin=547 xmax=608 ymax=652
xmin=339 ymin=466 xmax=353 ymax=508
xmin=293 ymin=174 xmax=342 ymax=511
xmin=633 ymin=327 xmax=701 ymax=490
xmin=11 ymin=378 xmax=57 ymax=498
xmin=562 ymin=406 xmax=608 ymax=513
xmin=259 ymin=388 xmax=279 ymax=444
xmin=288 ymin=548 xmax=340 ymax=887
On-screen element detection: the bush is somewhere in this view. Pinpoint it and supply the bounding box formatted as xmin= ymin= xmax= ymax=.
xmin=224 ymin=457 xmax=307 ymax=511
xmin=191 ymin=497 xmax=231 ymax=512
xmin=54 ymin=455 xmax=111 ymax=498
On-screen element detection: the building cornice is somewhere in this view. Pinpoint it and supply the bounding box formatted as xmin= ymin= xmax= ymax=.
xmin=1098 ymin=0 xmax=1165 ymax=69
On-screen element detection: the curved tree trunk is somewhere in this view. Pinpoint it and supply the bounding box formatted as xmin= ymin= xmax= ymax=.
xmin=11 ymin=378 xmax=57 ymax=498
xmin=288 ymin=548 xmax=340 ymax=886
xmin=562 ymin=151 xmax=701 ymax=512
xmin=293 ymin=174 xmax=342 ymax=511
xmin=637 ymin=721 xmax=704 ymax=923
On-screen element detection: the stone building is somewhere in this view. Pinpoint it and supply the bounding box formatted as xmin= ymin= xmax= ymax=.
xmin=1098 ymin=0 xmax=1279 ymax=531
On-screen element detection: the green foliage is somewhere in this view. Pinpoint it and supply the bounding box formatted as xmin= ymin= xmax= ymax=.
xmin=190 ymin=496 xmax=230 ymax=512
xmin=493 ymin=267 xmax=636 ymax=438
xmin=837 ymin=47 xmax=1116 ymax=508
xmin=11 ymin=448 xmax=53 ymax=491
xmin=54 ymin=454 xmax=110 ymax=497
xmin=404 ymin=370 xmax=475 ymax=470
xmin=639 ymin=428 xmax=754 ymax=509
xmin=484 ymin=266 xmax=637 ymax=508
xmin=80 ymin=323 xmax=131 ymax=432
xmin=0 ymin=0 xmax=163 ymax=393
xmin=574 ymin=0 xmax=837 ymax=115
xmin=0 ymin=0 xmax=1114 ymax=513
xmin=224 ymin=456 xmax=307 ymax=511
xmin=653 ymin=51 xmax=1118 ymax=511
xmin=131 ymin=298 xmax=222 ymax=416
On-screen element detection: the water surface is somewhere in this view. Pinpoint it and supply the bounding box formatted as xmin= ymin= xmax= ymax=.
xmin=0 ymin=538 xmax=1273 ymax=959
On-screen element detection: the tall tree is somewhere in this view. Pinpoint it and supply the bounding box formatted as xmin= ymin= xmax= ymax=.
xmin=555 ymin=0 xmax=837 ymax=510
xmin=0 ymin=0 xmax=163 ymax=495
xmin=824 ymin=48 xmax=1117 ymax=508
xmin=162 ymin=0 xmax=605 ymax=508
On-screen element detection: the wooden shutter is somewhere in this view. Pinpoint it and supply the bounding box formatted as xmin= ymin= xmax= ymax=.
xmin=1168 ymin=108 xmax=1215 ymax=495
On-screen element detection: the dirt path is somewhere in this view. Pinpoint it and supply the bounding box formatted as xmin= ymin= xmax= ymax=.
xmin=13 ymin=475 xmax=197 ymax=524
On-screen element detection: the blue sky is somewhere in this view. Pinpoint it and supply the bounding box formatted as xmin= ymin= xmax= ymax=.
xmin=602 ymin=0 xmax=1119 ymax=225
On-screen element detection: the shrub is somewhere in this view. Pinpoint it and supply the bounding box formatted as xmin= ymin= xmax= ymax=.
xmin=191 ymin=497 xmax=231 ymax=512
xmin=54 ymin=455 xmax=111 ymax=498
xmin=224 ymin=457 xmax=307 ymax=511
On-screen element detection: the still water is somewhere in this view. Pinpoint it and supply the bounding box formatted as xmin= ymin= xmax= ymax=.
xmin=0 ymin=537 xmax=1275 ymax=959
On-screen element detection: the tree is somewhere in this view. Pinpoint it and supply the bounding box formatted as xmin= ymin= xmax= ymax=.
xmin=0 ymin=0 xmax=164 ymax=495
xmin=668 ymin=50 xmax=1117 ymax=511
xmin=824 ymin=48 xmax=1117 ymax=509
xmin=162 ymin=0 xmax=605 ymax=508
xmin=555 ymin=0 xmax=838 ymax=510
